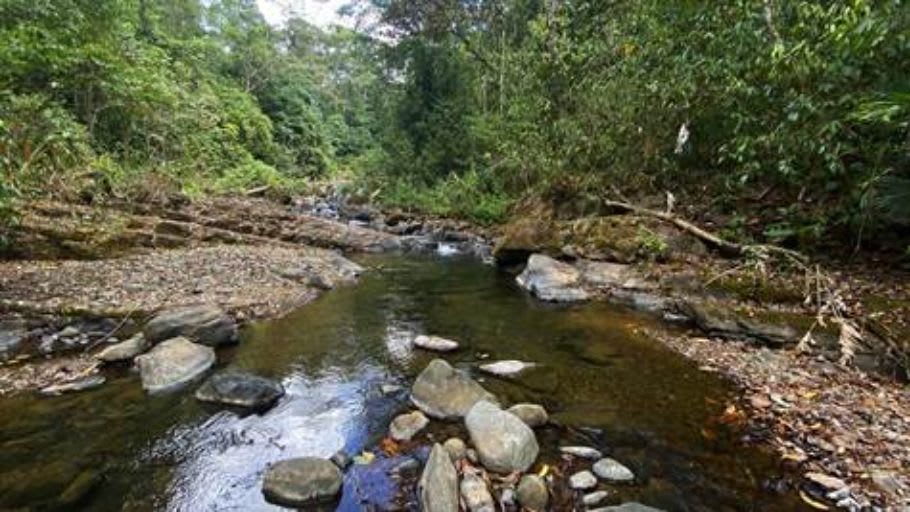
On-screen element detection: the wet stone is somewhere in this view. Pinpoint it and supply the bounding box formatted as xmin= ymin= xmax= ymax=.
xmin=479 ymin=360 xmax=537 ymax=377
xmin=389 ymin=410 xmax=429 ymax=441
xmin=584 ymin=490 xmax=610 ymax=506
xmin=135 ymin=337 xmax=215 ymax=393
xmin=414 ymin=335 xmax=460 ymax=352
xmin=506 ymin=403 xmax=548 ymax=427
xmin=40 ymin=374 xmax=106 ymax=396
xmin=144 ymin=305 xmax=237 ymax=347
xmin=461 ymin=472 xmax=495 ymax=512
xmin=95 ymin=333 xmax=148 ymax=363
xmin=262 ymin=457 xmax=343 ymax=507
xmin=443 ymin=437 xmax=467 ymax=462
xmin=194 ymin=372 xmax=285 ymax=412
xmin=560 ymin=446 xmax=604 ymax=460
xmin=516 ymin=474 xmax=548 ymax=511
xmin=410 ymin=359 xmax=497 ymax=419
xmin=465 ymin=400 xmax=539 ymax=473
xmin=418 ymin=444 xmax=459 ymax=512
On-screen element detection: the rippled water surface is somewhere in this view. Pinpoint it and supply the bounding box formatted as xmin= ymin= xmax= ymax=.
xmin=0 ymin=254 xmax=806 ymax=511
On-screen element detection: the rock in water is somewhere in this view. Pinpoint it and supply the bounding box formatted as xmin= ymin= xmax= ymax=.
xmin=194 ymin=372 xmax=285 ymax=412
xmin=144 ymin=305 xmax=237 ymax=347
xmin=413 ymin=335 xmax=459 ymax=352
xmin=418 ymin=444 xmax=459 ymax=512
xmin=516 ymin=254 xmax=590 ymax=302
xmin=135 ymin=337 xmax=215 ymax=393
xmin=589 ymin=503 xmax=665 ymax=512
xmin=465 ymin=401 xmax=539 ymax=473
xmin=478 ymin=360 xmax=536 ymax=377
xmin=40 ymin=374 xmax=106 ymax=396
xmin=95 ymin=333 xmax=148 ymax=363
xmin=461 ymin=472 xmax=495 ymax=512
xmin=262 ymin=457 xmax=342 ymax=508
xmin=569 ymin=470 xmax=598 ymax=490
xmin=506 ymin=404 xmax=549 ymax=427
xmin=389 ymin=410 xmax=429 ymax=441
xmin=410 ymin=359 xmax=497 ymax=419
xmin=560 ymin=446 xmax=603 ymax=460
xmin=584 ymin=490 xmax=610 ymax=506
xmin=593 ymin=458 xmax=635 ymax=482
xmin=516 ymin=474 xmax=549 ymax=511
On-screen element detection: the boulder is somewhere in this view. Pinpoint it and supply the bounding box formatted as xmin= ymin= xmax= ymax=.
xmin=516 ymin=474 xmax=548 ymax=511
xmin=506 ymin=404 xmax=549 ymax=427
xmin=194 ymin=372 xmax=285 ymax=412
xmin=418 ymin=444 xmax=459 ymax=512
xmin=516 ymin=255 xmax=590 ymax=302
xmin=560 ymin=446 xmax=603 ymax=460
xmin=135 ymin=337 xmax=215 ymax=393
xmin=389 ymin=410 xmax=429 ymax=441
xmin=460 ymin=472 xmax=495 ymax=512
xmin=593 ymin=458 xmax=635 ymax=482
xmin=261 ymin=457 xmax=342 ymax=508
xmin=465 ymin=401 xmax=539 ymax=473
xmin=414 ymin=335 xmax=459 ymax=352
xmin=410 ymin=359 xmax=497 ymax=420
xmin=95 ymin=333 xmax=148 ymax=363
xmin=144 ymin=305 xmax=237 ymax=347
xmin=569 ymin=470 xmax=598 ymax=490
xmin=478 ymin=360 xmax=536 ymax=377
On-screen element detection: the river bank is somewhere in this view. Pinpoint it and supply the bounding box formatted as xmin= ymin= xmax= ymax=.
xmin=0 ymin=194 xmax=907 ymax=510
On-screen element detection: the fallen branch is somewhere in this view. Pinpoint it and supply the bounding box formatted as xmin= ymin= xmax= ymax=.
xmin=601 ymin=199 xmax=806 ymax=263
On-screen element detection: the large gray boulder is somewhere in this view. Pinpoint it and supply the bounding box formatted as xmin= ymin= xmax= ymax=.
xmin=144 ymin=305 xmax=237 ymax=346
xmin=418 ymin=444 xmax=459 ymax=512
xmin=95 ymin=333 xmax=148 ymax=363
xmin=410 ymin=359 xmax=497 ymax=420
xmin=194 ymin=372 xmax=285 ymax=412
xmin=516 ymin=254 xmax=590 ymax=302
xmin=465 ymin=401 xmax=539 ymax=473
xmin=261 ymin=457 xmax=342 ymax=508
xmin=135 ymin=337 xmax=215 ymax=393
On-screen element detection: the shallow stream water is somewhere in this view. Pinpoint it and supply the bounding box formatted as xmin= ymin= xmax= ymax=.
xmin=0 ymin=254 xmax=807 ymax=511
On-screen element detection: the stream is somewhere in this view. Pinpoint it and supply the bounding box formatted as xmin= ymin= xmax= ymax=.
xmin=0 ymin=253 xmax=807 ymax=511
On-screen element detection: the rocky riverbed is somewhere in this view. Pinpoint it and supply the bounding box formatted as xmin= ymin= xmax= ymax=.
xmin=0 ymin=195 xmax=907 ymax=510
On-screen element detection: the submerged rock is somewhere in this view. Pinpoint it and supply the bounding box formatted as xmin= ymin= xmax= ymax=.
xmin=680 ymin=301 xmax=800 ymax=346
xmin=516 ymin=474 xmax=549 ymax=511
xmin=410 ymin=359 xmax=497 ymax=419
xmin=593 ymin=458 xmax=635 ymax=482
xmin=506 ymin=403 xmax=549 ymax=427
xmin=413 ymin=334 xmax=460 ymax=352
xmin=135 ymin=337 xmax=215 ymax=393
xmin=389 ymin=410 xmax=429 ymax=441
xmin=461 ymin=472 xmax=495 ymax=512
xmin=144 ymin=305 xmax=237 ymax=347
xmin=262 ymin=457 xmax=342 ymax=508
xmin=560 ymin=446 xmax=603 ymax=460
xmin=194 ymin=372 xmax=285 ymax=412
xmin=418 ymin=444 xmax=459 ymax=512
xmin=517 ymin=254 xmax=590 ymax=302
xmin=478 ymin=360 xmax=536 ymax=377
xmin=590 ymin=503 xmax=665 ymax=512
xmin=95 ymin=333 xmax=148 ymax=363
xmin=465 ymin=400 xmax=539 ymax=473
xmin=40 ymin=374 xmax=106 ymax=396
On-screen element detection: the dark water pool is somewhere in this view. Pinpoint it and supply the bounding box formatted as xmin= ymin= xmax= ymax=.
xmin=0 ymin=254 xmax=806 ymax=511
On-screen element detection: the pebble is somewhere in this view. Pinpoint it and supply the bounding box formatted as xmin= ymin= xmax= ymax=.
xmin=443 ymin=437 xmax=467 ymax=462
xmin=593 ymin=458 xmax=635 ymax=482
xmin=569 ymin=470 xmax=598 ymax=490
xmin=584 ymin=490 xmax=610 ymax=506
xmin=560 ymin=446 xmax=603 ymax=460
xmin=516 ymin=474 xmax=548 ymax=511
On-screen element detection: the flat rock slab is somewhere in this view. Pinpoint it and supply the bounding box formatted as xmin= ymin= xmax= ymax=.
xmin=135 ymin=337 xmax=215 ymax=393
xmin=410 ymin=359 xmax=496 ymax=419
xmin=479 ymin=360 xmax=537 ymax=377
xmin=95 ymin=334 xmax=148 ymax=363
xmin=465 ymin=401 xmax=539 ymax=473
xmin=262 ymin=457 xmax=342 ymax=508
xmin=414 ymin=335 xmax=459 ymax=352
xmin=144 ymin=305 xmax=237 ymax=347
xmin=517 ymin=254 xmax=590 ymax=302
xmin=194 ymin=372 xmax=285 ymax=412
xmin=419 ymin=444 xmax=459 ymax=512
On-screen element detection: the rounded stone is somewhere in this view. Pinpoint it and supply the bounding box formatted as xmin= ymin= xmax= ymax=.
xmin=506 ymin=403 xmax=549 ymax=427
xmin=194 ymin=372 xmax=285 ymax=412
xmin=389 ymin=410 xmax=430 ymax=441
xmin=569 ymin=470 xmax=598 ymax=490
xmin=593 ymin=458 xmax=635 ymax=482
xmin=516 ymin=474 xmax=548 ymax=511
xmin=261 ymin=457 xmax=343 ymax=508
xmin=443 ymin=437 xmax=467 ymax=462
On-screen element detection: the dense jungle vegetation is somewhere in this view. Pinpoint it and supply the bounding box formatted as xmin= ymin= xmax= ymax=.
xmin=1 ymin=0 xmax=908 ymax=254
